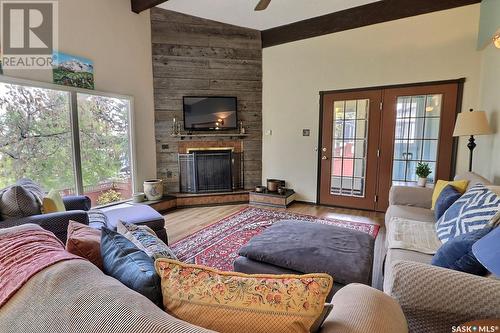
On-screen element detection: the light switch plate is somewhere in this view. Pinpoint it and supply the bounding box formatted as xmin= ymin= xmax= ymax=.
xmin=266 ymin=130 xmax=273 ymax=136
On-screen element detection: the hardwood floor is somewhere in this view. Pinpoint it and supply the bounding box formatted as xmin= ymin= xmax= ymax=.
xmin=163 ymin=203 xmax=384 ymax=243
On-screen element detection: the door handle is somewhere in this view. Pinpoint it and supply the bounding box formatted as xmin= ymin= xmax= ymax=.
xmin=322 ymin=156 xmax=328 ymax=160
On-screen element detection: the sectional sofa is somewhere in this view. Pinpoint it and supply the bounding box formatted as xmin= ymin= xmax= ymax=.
xmin=0 ymin=225 xmax=407 ymax=333
xmin=382 ymin=172 xmax=500 ymax=332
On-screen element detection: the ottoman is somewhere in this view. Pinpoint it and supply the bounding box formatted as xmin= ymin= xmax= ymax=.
xmin=99 ymin=203 xmax=168 ymax=244
xmin=234 ymin=220 xmax=375 ymax=297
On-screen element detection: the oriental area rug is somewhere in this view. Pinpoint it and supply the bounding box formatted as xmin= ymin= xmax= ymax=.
xmin=170 ymin=206 xmax=379 ymax=271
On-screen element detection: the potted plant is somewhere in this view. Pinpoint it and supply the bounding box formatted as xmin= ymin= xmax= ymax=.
xmin=416 ymin=162 xmax=432 ymax=187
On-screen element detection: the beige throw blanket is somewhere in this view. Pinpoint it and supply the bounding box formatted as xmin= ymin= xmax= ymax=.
xmin=387 ymin=218 xmax=442 ymax=254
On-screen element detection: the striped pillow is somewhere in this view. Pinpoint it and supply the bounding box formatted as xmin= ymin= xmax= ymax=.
xmin=117 ymin=221 xmax=177 ymax=260
xmin=436 ymin=184 xmax=500 ymax=243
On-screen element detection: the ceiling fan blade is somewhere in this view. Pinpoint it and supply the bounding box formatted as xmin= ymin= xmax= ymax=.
xmin=254 ymin=0 xmax=271 ymax=11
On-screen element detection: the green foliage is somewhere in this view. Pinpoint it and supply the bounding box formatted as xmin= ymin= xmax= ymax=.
xmin=96 ymin=189 xmax=122 ymax=205
xmin=0 ymin=83 xmax=130 ymax=193
xmin=416 ymin=162 xmax=432 ymax=178
xmin=53 ymin=68 xmax=94 ymax=90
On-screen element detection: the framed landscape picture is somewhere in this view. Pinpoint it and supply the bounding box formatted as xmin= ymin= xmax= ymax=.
xmin=53 ymin=52 xmax=94 ymax=90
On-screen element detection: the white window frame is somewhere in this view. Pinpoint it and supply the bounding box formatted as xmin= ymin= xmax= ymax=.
xmin=0 ymin=75 xmax=137 ymax=197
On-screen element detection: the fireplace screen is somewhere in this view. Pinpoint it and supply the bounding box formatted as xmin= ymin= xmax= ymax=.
xmin=179 ymin=150 xmax=243 ymax=193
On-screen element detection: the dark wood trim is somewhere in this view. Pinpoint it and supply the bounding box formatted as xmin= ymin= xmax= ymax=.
xmin=375 ymin=83 xmax=460 ymax=211
xmin=316 ymin=93 xmax=325 ymax=205
xmin=318 ymin=90 xmax=382 ymax=210
xmin=316 ymin=79 xmax=466 ymax=211
xmin=262 ymin=0 xmax=481 ymax=47
xmin=131 ymin=0 xmax=168 ymax=14
xmin=294 ymin=200 xmax=317 ymax=206
xmin=319 ymin=78 xmax=466 ymax=95
xmin=451 ymin=80 xmax=465 ymax=177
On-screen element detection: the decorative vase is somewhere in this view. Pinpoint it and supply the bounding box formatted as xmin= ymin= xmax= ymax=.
xmin=132 ymin=192 xmax=145 ymax=203
xmin=417 ymin=177 xmax=427 ymax=187
xmin=143 ymin=179 xmax=163 ymax=201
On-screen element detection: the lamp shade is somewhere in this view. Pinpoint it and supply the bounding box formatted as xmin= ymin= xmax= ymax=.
xmin=453 ymin=111 xmax=492 ymax=137
xmin=472 ymin=227 xmax=500 ymax=277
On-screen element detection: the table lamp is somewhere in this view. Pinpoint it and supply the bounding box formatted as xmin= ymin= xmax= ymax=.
xmin=472 ymin=227 xmax=500 ymax=277
xmin=453 ymin=109 xmax=492 ymax=172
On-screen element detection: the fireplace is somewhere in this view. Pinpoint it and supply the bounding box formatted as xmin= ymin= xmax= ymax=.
xmin=179 ymin=149 xmax=243 ymax=193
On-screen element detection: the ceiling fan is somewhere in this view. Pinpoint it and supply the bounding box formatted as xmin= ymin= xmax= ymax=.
xmin=254 ymin=0 xmax=271 ymax=11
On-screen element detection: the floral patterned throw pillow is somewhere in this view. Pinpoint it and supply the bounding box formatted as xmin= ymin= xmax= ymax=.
xmin=155 ymin=258 xmax=333 ymax=333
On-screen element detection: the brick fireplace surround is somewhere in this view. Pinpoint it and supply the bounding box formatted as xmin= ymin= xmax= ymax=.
xmin=177 ymin=141 xmax=243 ymax=154
xmin=178 ymin=141 xmax=244 ymax=193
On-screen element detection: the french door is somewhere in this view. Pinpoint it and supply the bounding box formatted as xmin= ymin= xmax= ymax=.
xmin=319 ymin=90 xmax=382 ymax=210
xmin=318 ymin=81 xmax=461 ymax=211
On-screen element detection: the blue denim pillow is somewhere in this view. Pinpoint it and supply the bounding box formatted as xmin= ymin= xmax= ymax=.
xmin=100 ymin=227 xmax=162 ymax=307
xmin=434 ymin=185 xmax=462 ymax=220
xmin=432 ymin=227 xmax=492 ymax=276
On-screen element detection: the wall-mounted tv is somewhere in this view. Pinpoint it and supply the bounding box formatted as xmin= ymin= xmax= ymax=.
xmin=183 ymin=96 xmax=238 ymax=131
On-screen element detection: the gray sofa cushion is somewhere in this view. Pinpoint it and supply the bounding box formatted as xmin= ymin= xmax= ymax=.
xmin=385 ymin=205 xmax=436 ymax=227
xmin=238 ymin=220 xmax=375 ymax=285
xmin=0 ymin=185 xmax=42 ymax=220
xmin=455 ymin=172 xmax=492 ymax=190
xmin=0 ymin=179 xmax=45 ymax=221
xmin=383 ymin=248 xmax=433 ymax=292
xmin=16 ymin=179 xmax=45 ymax=198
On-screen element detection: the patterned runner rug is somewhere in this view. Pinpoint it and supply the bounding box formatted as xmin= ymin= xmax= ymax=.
xmin=170 ymin=206 xmax=379 ymax=271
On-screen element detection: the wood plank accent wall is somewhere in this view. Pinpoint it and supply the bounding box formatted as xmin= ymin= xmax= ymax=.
xmin=151 ymin=8 xmax=263 ymax=192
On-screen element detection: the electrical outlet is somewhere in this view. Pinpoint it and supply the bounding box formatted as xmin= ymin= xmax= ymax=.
xmin=303 ymin=129 xmax=310 ymax=136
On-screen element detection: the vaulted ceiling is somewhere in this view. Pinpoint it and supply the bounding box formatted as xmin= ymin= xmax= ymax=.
xmin=156 ymin=0 xmax=382 ymax=30
xmin=131 ymin=0 xmax=481 ymax=47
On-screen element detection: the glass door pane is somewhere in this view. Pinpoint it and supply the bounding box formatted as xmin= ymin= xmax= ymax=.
xmin=77 ymin=93 xmax=132 ymax=206
xmin=331 ymin=99 xmax=369 ymax=197
xmin=0 ymin=82 xmax=75 ymax=193
xmin=392 ymin=94 xmax=441 ymax=184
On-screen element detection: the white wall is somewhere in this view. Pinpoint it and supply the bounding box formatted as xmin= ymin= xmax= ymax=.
xmin=2 ymin=0 xmax=156 ymax=191
xmin=476 ymin=43 xmax=500 ymax=183
xmin=262 ymin=5 xmax=482 ymax=202
xmin=475 ymin=0 xmax=500 ymax=184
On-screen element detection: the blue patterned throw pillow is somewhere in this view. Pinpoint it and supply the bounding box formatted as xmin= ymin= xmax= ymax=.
xmin=116 ymin=221 xmax=177 ymax=260
xmin=436 ymin=184 xmax=500 ymax=243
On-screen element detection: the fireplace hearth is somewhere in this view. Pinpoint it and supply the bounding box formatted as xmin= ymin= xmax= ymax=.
xmin=179 ymin=149 xmax=243 ymax=193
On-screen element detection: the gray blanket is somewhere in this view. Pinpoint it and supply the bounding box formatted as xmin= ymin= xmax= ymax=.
xmin=238 ymin=220 xmax=375 ymax=285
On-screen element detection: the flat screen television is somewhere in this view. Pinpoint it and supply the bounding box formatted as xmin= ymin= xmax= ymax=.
xmin=183 ymin=96 xmax=238 ymax=131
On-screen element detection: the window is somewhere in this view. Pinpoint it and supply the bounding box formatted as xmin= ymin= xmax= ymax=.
xmin=392 ymin=94 xmax=441 ymax=184
xmin=331 ymin=99 xmax=369 ymax=197
xmin=0 ymin=78 xmax=135 ymax=207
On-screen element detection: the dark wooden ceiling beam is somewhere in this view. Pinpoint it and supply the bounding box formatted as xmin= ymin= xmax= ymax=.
xmin=262 ymin=0 xmax=481 ymax=48
xmin=131 ymin=0 xmax=168 ymax=14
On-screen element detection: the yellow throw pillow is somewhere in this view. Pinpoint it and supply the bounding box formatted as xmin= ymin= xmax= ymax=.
xmin=155 ymin=259 xmax=333 ymax=333
xmin=431 ymin=180 xmax=469 ymax=210
xmin=42 ymin=189 xmax=66 ymax=214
